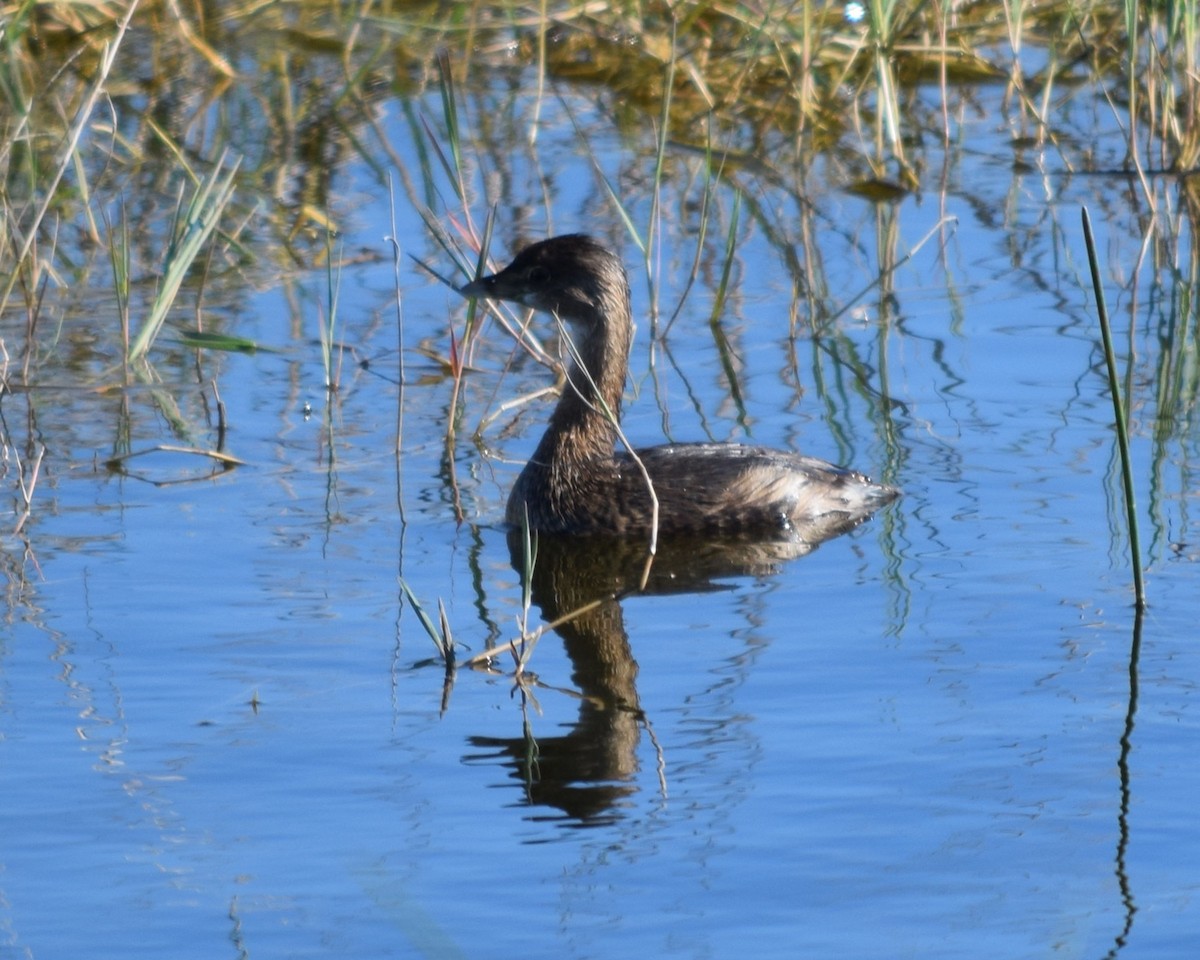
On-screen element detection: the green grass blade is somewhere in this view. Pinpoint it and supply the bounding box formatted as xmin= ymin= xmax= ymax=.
xmin=176 ymin=330 xmax=261 ymax=353
xmin=128 ymin=153 xmax=241 ymax=362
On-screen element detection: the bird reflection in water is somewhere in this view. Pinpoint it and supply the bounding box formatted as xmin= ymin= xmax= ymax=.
xmin=465 ymin=517 xmax=864 ymax=827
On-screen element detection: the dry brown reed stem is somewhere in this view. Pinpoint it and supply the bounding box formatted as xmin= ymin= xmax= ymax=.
xmin=461 ymin=597 xmax=606 ymax=668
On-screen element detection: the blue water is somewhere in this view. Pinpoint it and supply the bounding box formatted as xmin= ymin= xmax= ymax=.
xmin=2 ymin=70 xmax=1198 ymax=960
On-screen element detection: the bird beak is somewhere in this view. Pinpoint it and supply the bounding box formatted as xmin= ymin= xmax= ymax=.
xmin=459 ymin=275 xmax=494 ymax=298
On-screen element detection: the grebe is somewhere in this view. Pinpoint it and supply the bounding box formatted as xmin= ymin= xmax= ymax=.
xmin=461 ymin=234 xmax=898 ymax=538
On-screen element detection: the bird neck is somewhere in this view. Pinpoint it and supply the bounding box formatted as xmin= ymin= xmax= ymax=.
xmin=535 ymin=290 xmax=632 ymax=467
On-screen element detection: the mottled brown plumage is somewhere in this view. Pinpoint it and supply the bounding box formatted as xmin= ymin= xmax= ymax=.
xmin=461 ymin=234 xmax=898 ymax=539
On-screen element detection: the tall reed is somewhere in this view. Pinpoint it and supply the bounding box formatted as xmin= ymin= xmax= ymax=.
xmin=1082 ymin=207 xmax=1146 ymax=610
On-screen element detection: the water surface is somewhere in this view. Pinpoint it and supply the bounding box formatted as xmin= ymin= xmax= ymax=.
xmin=2 ymin=48 xmax=1198 ymax=960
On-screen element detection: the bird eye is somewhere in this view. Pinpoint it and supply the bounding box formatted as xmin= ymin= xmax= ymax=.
xmin=526 ymin=265 xmax=550 ymax=285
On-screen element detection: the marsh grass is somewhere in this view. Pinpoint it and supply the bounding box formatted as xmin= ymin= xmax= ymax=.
xmin=6 ymin=1 xmax=1196 ymax=378
xmin=126 ymin=152 xmax=242 ymax=362
xmin=399 ymin=577 xmax=457 ymax=712
xmin=0 ymin=0 xmax=138 ymax=317
xmin=399 ymin=577 xmax=455 ymax=661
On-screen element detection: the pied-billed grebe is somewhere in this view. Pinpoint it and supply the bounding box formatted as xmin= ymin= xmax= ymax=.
xmin=461 ymin=234 xmax=899 ymax=538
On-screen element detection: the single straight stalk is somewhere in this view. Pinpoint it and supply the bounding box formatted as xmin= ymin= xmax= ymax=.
xmin=1081 ymin=207 xmax=1146 ymax=610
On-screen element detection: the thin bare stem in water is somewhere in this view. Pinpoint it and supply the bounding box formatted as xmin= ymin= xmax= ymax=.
xmin=643 ymin=12 xmax=679 ymax=340
xmin=559 ymin=103 xmax=642 ymax=254
xmin=13 ymin=443 xmax=45 ymax=536
xmin=530 ymin=0 xmax=549 ymax=146
xmin=211 ymin=379 xmax=229 ymax=452
xmin=318 ymin=231 xmax=344 ymax=392
xmin=387 ymin=173 xmax=407 ymax=524
xmin=660 ymin=131 xmax=722 ymax=341
xmin=440 ymin=211 xmax=498 ymax=523
xmin=705 ymin=193 xmax=747 ymax=428
xmin=817 ymin=215 xmax=958 ymax=331
xmin=1081 ymin=206 xmax=1146 ymax=610
xmin=445 ymin=213 xmax=498 ymax=435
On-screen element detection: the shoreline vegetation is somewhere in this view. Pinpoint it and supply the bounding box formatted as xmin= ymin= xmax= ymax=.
xmin=3 ymin=1 xmax=1197 ymax=322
